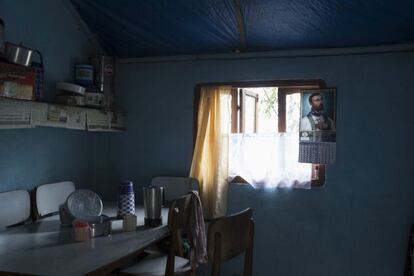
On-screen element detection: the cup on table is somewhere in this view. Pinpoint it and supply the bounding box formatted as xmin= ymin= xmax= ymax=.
xmin=143 ymin=186 xmax=163 ymax=227
xmin=72 ymin=219 xmax=90 ymax=242
xmin=122 ymin=214 xmax=137 ymax=232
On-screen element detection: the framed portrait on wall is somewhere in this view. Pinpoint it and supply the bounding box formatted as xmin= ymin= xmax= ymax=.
xmin=299 ymin=88 xmax=336 ymax=143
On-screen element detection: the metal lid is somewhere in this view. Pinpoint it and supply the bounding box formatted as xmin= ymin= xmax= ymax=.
xmin=66 ymin=189 xmax=103 ymax=221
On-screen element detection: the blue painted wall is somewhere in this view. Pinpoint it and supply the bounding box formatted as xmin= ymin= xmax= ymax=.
xmin=1 ymin=1 xmax=413 ymax=275
xmin=0 ymin=0 xmax=99 ymax=192
xmin=107 ymin=51 xmax=414 ymax=275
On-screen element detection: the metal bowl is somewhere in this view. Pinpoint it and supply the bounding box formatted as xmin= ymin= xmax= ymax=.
xmin=89 ymin=215 xmax=112 ymax=237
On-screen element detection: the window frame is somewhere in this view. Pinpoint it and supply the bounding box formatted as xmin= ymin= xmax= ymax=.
xmin=194 ymin=79 xmax=327 ymax=187
xmin=231 ymin=88 xmax=259 ymax=134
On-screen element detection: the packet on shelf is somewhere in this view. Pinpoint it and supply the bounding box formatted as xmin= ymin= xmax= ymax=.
xmin=0 ymin=62 xmax=36 ymax=100
xmin=72 ymin=219 xmax=90 ymax=242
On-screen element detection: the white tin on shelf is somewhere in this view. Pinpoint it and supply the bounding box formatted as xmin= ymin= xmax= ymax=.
xmin=56 ymin=82 xmax=86 ymax=96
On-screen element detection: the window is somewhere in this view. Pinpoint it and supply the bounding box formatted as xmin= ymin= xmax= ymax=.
xmin=194 ymin=80 xmax=326 ymax=188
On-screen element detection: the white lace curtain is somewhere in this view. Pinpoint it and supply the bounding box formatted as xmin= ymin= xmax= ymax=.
xmin=229 ymin=132 xmax=312 ymax=189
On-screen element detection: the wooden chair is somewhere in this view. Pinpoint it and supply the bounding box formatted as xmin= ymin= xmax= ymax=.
xmin=120 ymin=194 xmax=194 ymax=276
xmin=405 ymin=224 xmax=414 ymax=276
xmin=0 ymin=189 xmax=31 ymax=231
xmin=33 ymin=181 xmax=75 ymax=219
xmin=151 ymin=177 xmax=199 ymax=204
xmin=207 ymin=208 xmax=254 ymax=276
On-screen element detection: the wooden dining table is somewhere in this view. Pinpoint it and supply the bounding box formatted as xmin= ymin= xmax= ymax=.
xmin=0 ymin=203 xmax=169 ymax=275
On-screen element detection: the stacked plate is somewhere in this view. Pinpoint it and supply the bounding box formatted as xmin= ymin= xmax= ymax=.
xmin=59 ymin=189 xmax=103 ymax=225
xmin=55 ymin=82 xmax=86 ymax=106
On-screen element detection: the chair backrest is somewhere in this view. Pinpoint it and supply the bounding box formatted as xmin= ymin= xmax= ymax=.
xmin=0 ymin=189 xmax=31 ymax=230
xmin=151 ymin=177 xmax=199 ymax=203
xmin=165 ymin=194 xmax=193 ymax=275
xmin=168 ymin=194 xmax=192 ymax=232
xmin=34 ymin=181 xmax=75 ymax=218
xmin=207 ymin=208 xmax=254 ymax=276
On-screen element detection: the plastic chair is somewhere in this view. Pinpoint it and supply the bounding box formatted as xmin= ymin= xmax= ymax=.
xmin=33 ymin=181 xmax=75 ymax=219
xmin=120 ymin=194 xmax=194 ymax=276
xmin=207 ymin=208 xmax=254 ymax=276
xmin=151 ymin=177 xmax=199 ymax=203
xmin=0 ymin=189 xmax=31 ymax=231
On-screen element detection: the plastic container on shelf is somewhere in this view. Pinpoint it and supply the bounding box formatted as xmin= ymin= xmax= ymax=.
xmin=75 ymin=64 xmax=94 ymax=87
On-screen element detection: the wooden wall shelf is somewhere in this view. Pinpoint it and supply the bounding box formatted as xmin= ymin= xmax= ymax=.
xmin=0 ymin=97 xmax=126 ymax=132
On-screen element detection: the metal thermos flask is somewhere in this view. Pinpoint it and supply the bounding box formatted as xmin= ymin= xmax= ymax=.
xmin=143 ymin=186 xmax=163 ymax=227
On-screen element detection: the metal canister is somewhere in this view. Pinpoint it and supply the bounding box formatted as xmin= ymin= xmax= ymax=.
xmin=90 ymin=55 xmax=114 ymax=108
xmin=0 ymin=18 xmax=4 ymax=56
xmin=5 ymin=42 xmax=34 ymax=67
xmin=117 ymin=181 xmax=135 ymax=217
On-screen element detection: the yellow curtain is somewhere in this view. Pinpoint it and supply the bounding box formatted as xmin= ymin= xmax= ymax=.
xmin=190 ymin=86 xmax=231 ymax=219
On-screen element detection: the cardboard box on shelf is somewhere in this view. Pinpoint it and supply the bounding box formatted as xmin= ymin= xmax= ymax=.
xmin=85 ymin=92 xmax=104 ymax=108
xmin=0 ymin=62 xmax=35 ymax=100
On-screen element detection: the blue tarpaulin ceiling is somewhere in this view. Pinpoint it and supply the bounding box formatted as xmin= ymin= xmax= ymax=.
xmin=71 ymin=0 xmax=414 ymax=58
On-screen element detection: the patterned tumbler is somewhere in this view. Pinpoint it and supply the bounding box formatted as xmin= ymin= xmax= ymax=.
xmin=117 ymin=181 xmax=135 ymax=217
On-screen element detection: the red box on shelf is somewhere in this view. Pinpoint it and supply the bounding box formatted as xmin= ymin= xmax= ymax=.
xmin=0 ymin=62 xmax=36 ymax=100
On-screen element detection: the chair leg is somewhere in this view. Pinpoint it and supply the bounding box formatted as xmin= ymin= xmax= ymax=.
xmin=405 ymin=224 xmax=414 ymax=276
xmin=166 ymin=211 xmax=179 ymax=276
xmin=212 ymin=232 xmax=222 ymax=276
xmin=243 ymin=219 xmax=254 ymax=276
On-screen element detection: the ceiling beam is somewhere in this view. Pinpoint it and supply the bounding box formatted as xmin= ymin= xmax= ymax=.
xmin=118 ymin=43 xmax=414 ymax=64
xmin=234 ymin=0 xmax=247 ymax=52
